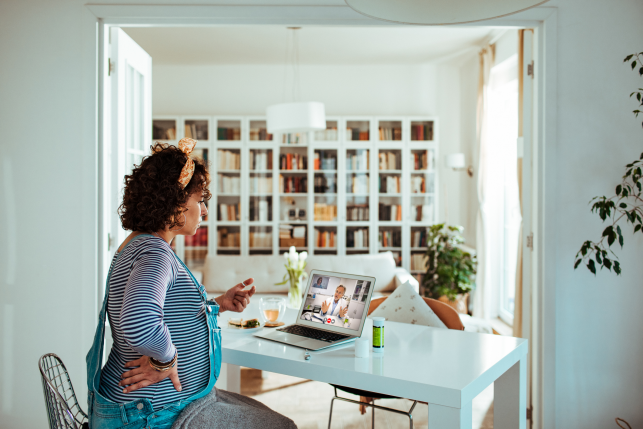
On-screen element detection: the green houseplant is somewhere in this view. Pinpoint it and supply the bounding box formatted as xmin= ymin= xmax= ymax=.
xmin=574 ymin=52 xmax=643 ymax=275
xmin=422 ymin=224 xmax=477 ymax=309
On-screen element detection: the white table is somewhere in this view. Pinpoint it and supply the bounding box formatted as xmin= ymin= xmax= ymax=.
xmin=216 ymin=302 xmax=528 ymax=429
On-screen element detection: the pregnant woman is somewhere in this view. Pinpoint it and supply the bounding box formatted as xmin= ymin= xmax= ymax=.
xmin=86 ymin=139 xmax=296 ymax=429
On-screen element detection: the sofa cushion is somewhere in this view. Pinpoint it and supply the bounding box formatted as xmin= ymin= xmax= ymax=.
xmin=369 ymin=281 xmax=447 ymax=329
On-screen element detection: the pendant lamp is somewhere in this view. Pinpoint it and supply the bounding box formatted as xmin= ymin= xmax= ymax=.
xmin=266 ymin=28 xmax=326 ymax=134
xmin=345 ymin=0 xmax=549 ymax=25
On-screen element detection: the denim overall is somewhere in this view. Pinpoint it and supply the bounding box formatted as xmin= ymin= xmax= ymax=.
xmin=86 ymin=235 xmax=222 ymax=429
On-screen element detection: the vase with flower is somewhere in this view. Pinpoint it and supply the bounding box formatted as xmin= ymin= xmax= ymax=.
xmin=275 ymin=246 xmax=309 ymax=309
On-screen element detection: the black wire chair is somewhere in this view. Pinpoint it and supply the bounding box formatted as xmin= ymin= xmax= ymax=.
xmin=38 ymin=353 xmax=89 ymax=429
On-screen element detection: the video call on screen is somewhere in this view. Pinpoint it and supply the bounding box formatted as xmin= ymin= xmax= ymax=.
xmin=300 ymin=275 xmax=371 ymax=331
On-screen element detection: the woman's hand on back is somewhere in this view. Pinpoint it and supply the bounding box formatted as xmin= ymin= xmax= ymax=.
xmin=215 ymin=278 xmax=256 ymax=313
xmin=119 ymin=355 xmax=181 ymax=393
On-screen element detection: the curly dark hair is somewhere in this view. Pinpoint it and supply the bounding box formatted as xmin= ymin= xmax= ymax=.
xmin=118 ymin=142 xmax=212 ymax=232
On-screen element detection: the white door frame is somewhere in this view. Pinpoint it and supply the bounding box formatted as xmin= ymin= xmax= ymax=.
xmin=82 ymin=4 xmax=558 ymax=428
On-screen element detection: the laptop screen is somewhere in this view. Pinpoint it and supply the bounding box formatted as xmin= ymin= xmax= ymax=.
xmin=298 ymin=272 xmax=374 ymax=332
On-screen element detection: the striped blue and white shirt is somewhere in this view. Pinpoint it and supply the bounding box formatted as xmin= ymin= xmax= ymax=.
xmin=99 ymin=235 xmax=210 ymax=410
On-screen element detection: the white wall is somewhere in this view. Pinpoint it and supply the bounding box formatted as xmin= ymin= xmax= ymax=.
xmin=152 ymin=62 xmax=469 ymax=229
xmin=2 ymin=1 xmax=643 ymax=428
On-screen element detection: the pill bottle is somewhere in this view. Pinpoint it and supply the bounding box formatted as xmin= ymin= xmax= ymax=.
xmin=372 ymin=317 xmax=385 ymax=353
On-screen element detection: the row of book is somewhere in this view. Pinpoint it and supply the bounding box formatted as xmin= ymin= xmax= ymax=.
xmin=218 ymin=175 xmax=241 ymax=194
xmin=411 ymin=151 xmax=434 ymax=170
xmin=281 ymin=133 xmax=308 ymax=145
xmin=184 ymin=227 xmax=208 ymax=247
xmin=153 ymin=126 xmax=176 ymax=140
xmin=218 ymin=228 xmax=240 ymax=248
xmin=379 ymin=204 xmax=403 ymax=221
xmin=379 ymin=151 xmax=401 ymax=170
xmin=314 ymin=203 xmax=337 ymax=221
xmin=217 ymin=150 xmax=240 ymax=170
xmin=410 ymin=253 xmax=428 ymax=271
xmin=314 ymin=175 xmax=336 ymax=193
xmin=410 ymin=176 xmax=426 ymax=194
xmin=414 ymin=204 xmax=434 ymax=222
xmin=347 ymin=205 xmax=369 ymax=221
xmin=279 ymin=224 xmax=306 ymax=239
xmin=217 ymin=127 xmax=241 ymax=141
xmin=379 ymin=176 xmax=401 ymax=194
xmin=249 ymin=200 xmax=271 ymax=222
xmin=315 ymin=128 xmax=339 ymax=141
xmin=378 ymin=127 xmax=402 ymax=141
xmin=313 ymin=151 xmax=337 ymax=170
xmin=411 ymin=123 xmax=434 ymax=141
xmin=347 ymin=128 xmax=370 ymax=141
xmin=347 ymin=228 xmax=369 ymax=248
xmin=184 ymin=249 xmax=207 ymax=266
xmin=347 ymin=150 xmax=369 ymax=171
xmin=249 ymin=128 xmax=273 ymax=141
xmin=411 ymin=229 xmax=428 ymax=248
xmin=379 ymin=229 xmax=402 ymax=248
xmin=249 ymin=231 xmax=272 ymax=248
xmin=280 ymin=153 xmax=307 ymax=170
xmin=185 ymin=123 xmax=208 ymax=140
xmin=249 ymin=176 xmax=273 ymax=194
xmin=347 ymin=174 xmax=369 ymax=194
xmin=314 ymin=229 xmax=336 ymax=248
xmin=250 ymin=151 xmax=272 ymax=170
xmin=279 ymin=175 xmax=307 ymax=193
xmin=218 ymin=203 xmax=240 ymax=221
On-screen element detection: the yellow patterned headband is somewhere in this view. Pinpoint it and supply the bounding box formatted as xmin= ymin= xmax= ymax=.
xmin=177 ymin=138 xmax=197 ymax=189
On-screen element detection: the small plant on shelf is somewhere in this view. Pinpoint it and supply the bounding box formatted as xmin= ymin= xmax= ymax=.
xmin=422 ymin=224 xmax=477 ymax=307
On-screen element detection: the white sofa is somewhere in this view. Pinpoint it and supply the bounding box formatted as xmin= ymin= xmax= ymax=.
xmin=201 ymin=251 xmax=418 ymax=296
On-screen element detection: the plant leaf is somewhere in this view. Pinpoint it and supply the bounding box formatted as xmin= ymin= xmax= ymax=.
xmin=574 ymin=259 xmax=582 ymax=269
xmin=614 ymin=261 xmax=621 ymax=275
xmin=588 ymin=259 xmax=596 ymax=275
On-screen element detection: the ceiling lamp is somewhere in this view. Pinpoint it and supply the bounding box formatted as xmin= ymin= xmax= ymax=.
xmin=345 ymin=0 xmax=548 ymax=25
xmin=266 ymin=28 xmax=326 ymax=134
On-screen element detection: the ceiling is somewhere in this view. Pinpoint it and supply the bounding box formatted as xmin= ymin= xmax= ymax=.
xmin=123 ymin=26 xmax=496 ymax=66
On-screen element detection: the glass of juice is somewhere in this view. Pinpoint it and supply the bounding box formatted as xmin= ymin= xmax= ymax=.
xmin=259 ymin=297 xmax=286 ymax=324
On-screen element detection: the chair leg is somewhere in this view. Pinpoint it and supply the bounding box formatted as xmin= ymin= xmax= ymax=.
xmin=408 ymin=401 xmax=417 ymax=429
xmin=371 ymin=403 xmax=375 ymax=429
xmin=328 ymin=397 xmax=336 ymax=429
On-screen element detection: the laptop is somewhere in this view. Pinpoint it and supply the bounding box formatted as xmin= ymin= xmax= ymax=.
xmin=254 ymin=270 xmax=376 ymax=351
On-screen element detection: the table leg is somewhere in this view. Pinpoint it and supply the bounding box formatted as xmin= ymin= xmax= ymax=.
xmin=494 ymin=356 xmax=527 ymax=429
xmin=217 ymin=362 xmax=241 ymax=393
xmin=428 ymin=402 xmax=472 ymax=428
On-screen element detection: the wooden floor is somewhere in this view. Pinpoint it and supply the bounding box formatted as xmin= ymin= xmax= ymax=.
xmin=241 ymin=368 xmax=494 ymax=429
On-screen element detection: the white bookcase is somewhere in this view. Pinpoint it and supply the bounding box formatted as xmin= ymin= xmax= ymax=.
xmin=151 ymin=116 xmax=439 ymax=281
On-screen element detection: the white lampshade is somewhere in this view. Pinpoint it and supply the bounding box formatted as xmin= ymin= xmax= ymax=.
xmin=345 ymin=0 xmax=548 ymax=25
xmin=446 ymin=153 xmax=466 ymax=169
xmin=266 ymin=102 xmax=326 ymax=134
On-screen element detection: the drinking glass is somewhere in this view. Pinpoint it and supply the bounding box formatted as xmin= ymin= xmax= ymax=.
xmin=259 ymin=297 xmax=286 ymax=324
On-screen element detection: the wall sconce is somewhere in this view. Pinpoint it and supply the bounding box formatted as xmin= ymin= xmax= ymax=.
xmin=445 ymin=153 xmax=474 ymax=178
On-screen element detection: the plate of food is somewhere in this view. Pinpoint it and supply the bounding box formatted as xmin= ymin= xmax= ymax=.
xmin=224 ymin=318 xmax=263 ymax=334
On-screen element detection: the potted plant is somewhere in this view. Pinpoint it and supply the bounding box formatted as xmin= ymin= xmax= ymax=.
xmin=422 ymin=224 xmax=477 ymax=314
xmin=275 ymin=246 xmax=309 ymax=309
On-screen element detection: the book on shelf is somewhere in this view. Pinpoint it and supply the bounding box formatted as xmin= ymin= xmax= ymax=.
xmin=346 ymin=205 xmax=369 ymax=221
xmin=249 ymin=176 xmax=273 ymax=194
xmin=346 ymin=128 xmax=369 ymax=141
xmin=411 ymin=175 xmax=426 ymax=193
xmin=217 ymin=228 xmax=240 ymax=248
xmin=411 ymin=151 xmax=434 ymax=170
xmin=217 ymin=150 xmax=240 ymax=170
xmin=379 ymin=175 xmax=401 ymax=193
xmin=379 ymin=204 xmax=402 ymax=221
xmin=185 ymin=123 xmax=208 ymax=140
xmin=250 ymin=151 xmax=272 ymax=170
xmin=279 ymin=224 xmax=293 ymax=238
xmin=414 ymin=204 xmax=434 ymax=222
xmin=411 ymin=229 xmax=428 ymax=248
xmin=249 ymin=231 xmax=272 ymax=248
xmin=315 ymin=128 xmax=338 ymax=141
xmin=218 ymin=174 xmax=241 ymax=194
xmin=217 ymin=203 xmax=240 ymax=221
xmin=281 ymin=133 xmax=308 ymax=144
xmin=184 ymin=227 xmax=208 ymax=247
xmin=280 ymin=153 xmax=307 ymax=170
xmin=249 ymin=199 xmax=271 ymax=222
xmin=379 ymin=151 xmax=401 ymax=170
xmin=347 ymin=174 xmax=369 ymax=194
xmin=410 ymin=253 xmax=428 ymax=271
xmin=314 ymin=229 xmax=336 ymax=248
xmin=347 ymin=150 xmax=369 ymax=171
xmin=378 ymin=229 xmax=401 ymax=248
xmin=249 ymin=128 xmax=272 ymax=141
xmin=314 ymin=151 xmax=337 ymax=170
xmin=279 ymin=175 xmax=307 ymax=193
xmin=314 ymin=174 xmax=336 ymax=193
xmin=378 ymin=127 xmax=402 ymax=141
xmin=411 ymin=123 xmax=433 ymax=141
xmin=347 ymin=228 xmax=368 ymax=248
xmin=217 ymin=127 xmax=241 ymax=141
xmin=314 ymin=203 xmax=337 ymax=221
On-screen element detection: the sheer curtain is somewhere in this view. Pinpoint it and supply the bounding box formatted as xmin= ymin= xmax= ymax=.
xmin=473 ymin=50 xmax=522 ymax=322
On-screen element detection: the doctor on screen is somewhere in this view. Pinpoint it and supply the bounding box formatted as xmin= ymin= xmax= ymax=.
xmin=320 ymin=285 xmax=348 ymax=318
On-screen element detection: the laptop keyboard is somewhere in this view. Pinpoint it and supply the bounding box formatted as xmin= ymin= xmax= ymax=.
xmin=277 ymin=325 xmax=349 ymax=343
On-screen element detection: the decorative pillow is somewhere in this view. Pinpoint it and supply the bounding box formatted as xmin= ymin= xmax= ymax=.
xmin=369 ymin=281 xmax=447 ymax=329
